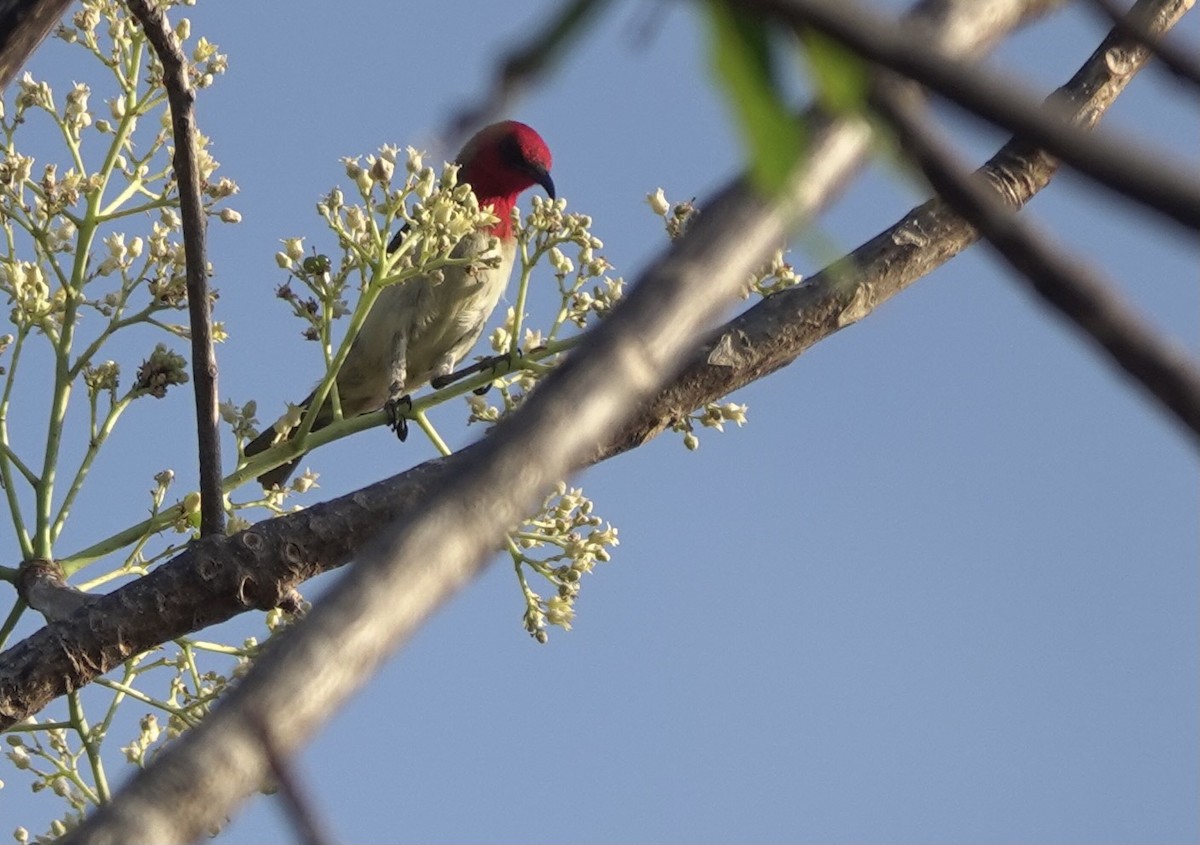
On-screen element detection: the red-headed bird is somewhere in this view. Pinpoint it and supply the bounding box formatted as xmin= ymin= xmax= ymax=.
xmin=246 ymin=121 xmax=554 ymax=488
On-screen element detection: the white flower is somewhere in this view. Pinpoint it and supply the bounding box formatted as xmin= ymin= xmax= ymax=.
xmin=647 ymin=187 xmax=670 ymax=215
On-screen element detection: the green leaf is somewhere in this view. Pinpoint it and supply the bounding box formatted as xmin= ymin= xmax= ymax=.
xmin=706 ymin=1 xmax=802 ymax=195
xmin=799 ymin=29 xmax=871 ymax=114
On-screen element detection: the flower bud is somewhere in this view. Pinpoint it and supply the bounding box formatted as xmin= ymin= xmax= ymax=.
xmin=647 ymin=188 xmax=670 ymax=216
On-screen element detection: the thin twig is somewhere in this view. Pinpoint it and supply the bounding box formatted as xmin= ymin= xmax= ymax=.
xmin=125 ymin=0 xmax=224 ymax=536
xmin=1084 ymin=0 xmax=1200 ymax=88
xmin=873 ymin=78 xmax=1200 ymax=441
xmin=256 ymin=717 xmax=336 ymax=845
xmin=447 ymin=0 xmax=611 ymax=147
xmin=737 ymin=0 xmax=1200 ymax=230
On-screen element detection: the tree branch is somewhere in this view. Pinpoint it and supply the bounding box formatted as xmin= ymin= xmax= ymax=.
xmin=737 ymin=0 xmax=1200 ymax=231
xmin=872 ymin=78 xmax=1200 ymax=441
xmin=1084 ymin=0 xmax=1200 ymax=88
xmin=125 ymin=0 xmax=224 ymax=536
xmin=447 ymin=0 xmax=611 ymax=147
xmin=0 ymin=0 xmax=71 ymax=88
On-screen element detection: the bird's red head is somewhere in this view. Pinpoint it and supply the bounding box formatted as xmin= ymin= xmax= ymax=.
xmin=455 ymin=121 xmax=554 ymax=238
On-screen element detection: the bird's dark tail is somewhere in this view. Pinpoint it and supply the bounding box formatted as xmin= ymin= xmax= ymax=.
xmin=244 ymin=392 xmax=327 ymax=489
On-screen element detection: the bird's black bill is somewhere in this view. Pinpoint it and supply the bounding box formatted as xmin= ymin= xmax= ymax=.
xmin=534 ymin=168 xmax=556 ymax=200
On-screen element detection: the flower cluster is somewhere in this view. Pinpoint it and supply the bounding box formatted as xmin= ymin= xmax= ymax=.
xmin=746 ymin=249 xmax=804 ymax=298
xmin=457 ymin=196 xmax=620 ymax=429
xmin=647 ymin=187 xmax=699 ymax=240
xmin=132 ymin=343 xmax=189 ymax=398
xmin=512 ymin=483 xmax=619 ymax=643
xmin=672 ymin=401 xmax=750 ymax=451
xmin=5 ymin=722 xmax=89 ymax=838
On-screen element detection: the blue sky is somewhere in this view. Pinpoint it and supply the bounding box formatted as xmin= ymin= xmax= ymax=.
xmin=1 ymin=1 xmax=1197 ymax=842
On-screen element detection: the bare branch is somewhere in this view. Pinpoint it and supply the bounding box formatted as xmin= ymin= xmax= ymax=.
xmin=1085 ymin=0 xmax=1200 ymax=88
xmin=447 ymin=0 xmax=611 ymax=148
xmin=873 ymin=79 xmax=1200 ymax=441
xmin=0 ymin=0 xmax=72 ymax=88
xmin=125 ymin=0 xmax=224 ymax=536
xmin=737 ymin=0 xmax=1200 ymax=231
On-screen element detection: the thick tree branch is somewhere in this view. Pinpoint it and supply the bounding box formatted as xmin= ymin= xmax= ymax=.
xmin=125 ymin=0 xmax=224 ymax=536
xmin=1 ymin=0 xmax=1172 ymax=736
xmin=873 ymin=79 xmax=1200 ymax=440
xmin=738 ymin=0 xmax=1200 ymax=231
xmin=17 ymin=559 xmax=90 ymax=621
xmin=0 ymin=0 xmax=71 ymax=88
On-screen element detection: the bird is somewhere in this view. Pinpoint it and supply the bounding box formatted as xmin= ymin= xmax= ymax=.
xmin=245 ymin=121 xmax=555 ymax=489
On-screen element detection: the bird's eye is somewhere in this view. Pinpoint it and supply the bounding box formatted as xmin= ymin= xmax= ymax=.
xmin=498 ymin=134 xmax=527 ymax=170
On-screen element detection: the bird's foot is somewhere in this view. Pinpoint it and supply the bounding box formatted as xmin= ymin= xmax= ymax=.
xmin=384 ymin=395 xmax=413 ymax=441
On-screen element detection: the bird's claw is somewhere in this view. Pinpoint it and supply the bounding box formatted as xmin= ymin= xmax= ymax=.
xmin=384 ymin=395 xmax=413 ymax=442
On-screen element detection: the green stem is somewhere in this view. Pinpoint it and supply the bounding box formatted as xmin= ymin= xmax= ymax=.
xmin=508 ymin=244 xmax=537 ymax=357
xmin=413 ymin=409 xmax=451 ymax=457
xmin=68 ymin=304 xmax=154 ymax=380
xmin=92 ymin=678 xmax=201 ymax=726
xmin=189 ymin=639 xmax=252 ymax=656
xmin=34 ymin=37 xmax=152 ymax=560
xmin=68 ymin=689 xmax=110 ymax=803
xmin=293 ymin=285 xmax=382 ymax=443
xmin=52 ymin=394 xmax=133 ymax=542
xmin=4 ymin=720 xmax=72 ymax=732
xmin=98 ymin=176 xmax=147 ymax=217
xmin=0 ymin=598 xmax=25 ymax=649
xmin=51 ymin=111 xmax=88 ymax=177
xmin=95 ymin=661 xmax=137 ymax=739
xmin=179 ymin=641 xmax=204 ymax=693
xmin=508 ymin=536 xmax=541 ymax=609
xmin=95 ymin=194 xmax=172 ymax=223
xmin=0 ymin=440 xmax=39 ymax=486
xmin=0 ymin=328 xmax=32 ymax=557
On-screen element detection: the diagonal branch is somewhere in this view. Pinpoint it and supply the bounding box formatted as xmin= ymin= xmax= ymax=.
xmin=0 ymin=0 xmax=72 ymax=88
xmin=872 ymin=78 xmax=1200 ymax=441
xmin=125 ymin=0 xmax=224 ymax=536
xmin=447 ymin=0 xmax=612 ymax=148
xmin=737 ymin=0 xmax=1200 ymax=231
xmin=1085 ymin=0 xmax=1200 ymax=88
